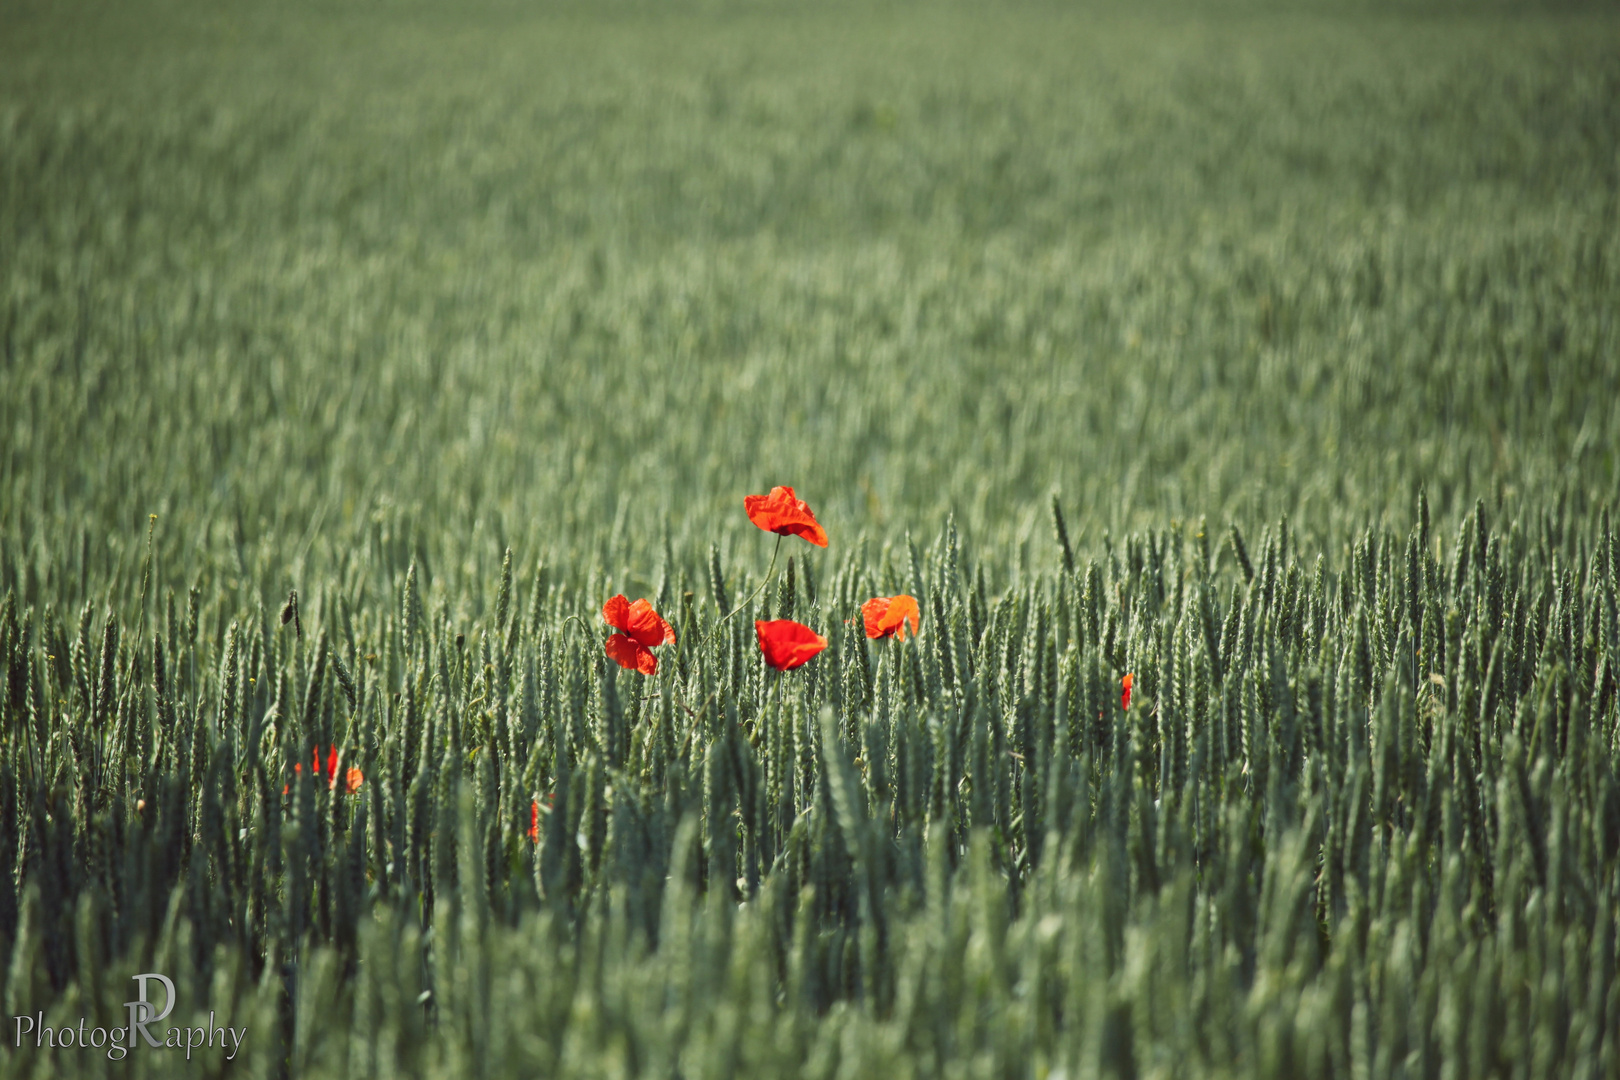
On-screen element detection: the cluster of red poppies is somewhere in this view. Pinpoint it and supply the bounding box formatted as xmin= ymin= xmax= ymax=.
xmin=600 ymin=485 xmax=923 ymax=678
xmin=284 ymin=745 xmax=364 ymax=795
xmin=302 ymin=486 xmax=1134 ymax=815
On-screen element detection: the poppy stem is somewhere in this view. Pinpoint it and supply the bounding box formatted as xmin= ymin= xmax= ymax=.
xmin=559 ymin=614 xmax=590 ymax=644
xmin=701 ymin=534 xmax=783 ymax=650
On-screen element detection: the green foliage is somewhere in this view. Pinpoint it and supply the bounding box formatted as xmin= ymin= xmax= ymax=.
xmin=7 ymin=501 xmax=1618 ymax=1078
xmin=1 ymin=0 xmax=1619 ymax=1076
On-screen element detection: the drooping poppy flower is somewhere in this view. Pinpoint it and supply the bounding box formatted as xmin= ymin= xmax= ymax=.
xmin=1121 ymin=673 xmax=1134 ymax=711
xmin=756 ymin=619 xmax=828 ymax=671
xmin=861 ymin=595 xmax=921 ymax=641
xmin=602 ymin=595 xmax=676 ymax=675
xmin=744 ymin=486 xmax=828 ymax=548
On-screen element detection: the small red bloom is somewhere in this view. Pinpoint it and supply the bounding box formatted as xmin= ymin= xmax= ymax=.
xmin=526 ymin=794 xmax=555 ymax=842
xmin=602 ymin=595 xmax=676 ymax=675
xmin=744 ymin=486 xmax=828 ymax=548
xmin=755 ymin=619 xmax=828 ymax=671
xmin=1121 ymin=673 xmax=1134 ymax=711
xmin=861 ymin=595 xmax=921 ymax=641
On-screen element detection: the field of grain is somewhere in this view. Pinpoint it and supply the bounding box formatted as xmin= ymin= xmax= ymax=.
xmin=1 ymin=0 xmax=1618 ymax=1076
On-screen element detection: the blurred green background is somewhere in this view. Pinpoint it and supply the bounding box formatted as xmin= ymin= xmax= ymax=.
xmin=4 ymin=0 xmax=1616 ymax=606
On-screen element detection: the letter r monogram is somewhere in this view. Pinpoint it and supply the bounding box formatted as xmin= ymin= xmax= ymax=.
xmin=125 ymin=973 xmax=176 ymax=1049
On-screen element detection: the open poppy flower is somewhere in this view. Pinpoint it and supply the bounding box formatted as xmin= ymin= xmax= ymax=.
xmin=744 ymin=486 xmax=828 ymax=548
xmin=1122 ymin=673 xmax=1134 ymax=711
xmin=756 ymin=619 xmax=828 ymax=671
xmin=861 ymin=595 xmax=921 ymax=641
xmin=284 ymin=746 xmax=363 ymax=794
xmin=602 ymin=595 xmax=676 ymax=675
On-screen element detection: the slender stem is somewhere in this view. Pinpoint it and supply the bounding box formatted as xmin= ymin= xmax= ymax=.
xmin=701 ymin=533 xmax=783 ymax=650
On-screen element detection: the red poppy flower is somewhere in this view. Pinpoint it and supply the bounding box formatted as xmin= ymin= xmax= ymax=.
xmin=755 ymin=619 xmax=828 ymax=671
xmin=743 ymin=486 xmax=828 ymax=548
xmin=602 ymin=595 xmax=676 ymax=675
xmin=1121 ymin=673 xmax=1134 ymax=711
xmin=861 ymin=595 xmax=921 ymax=641
xmin=526 ymin=793 xmax=555 ymax=842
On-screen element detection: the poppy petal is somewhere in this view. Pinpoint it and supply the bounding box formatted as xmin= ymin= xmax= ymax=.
xmin=602 ymin=595 xmax=634 ymax=633
xmin=527 ymin=800 xmax=540 ymax=842
xmin=605 ymin=633 xmax=658 ymax=675
xmin=780 ymin=519 xmax=829 ymax=547
xmin=755 ymin=619 xmax=828 ymax=671
xmin=1122 ymin=672 xmax=1134 ymax=711
xmin=345 ymin=766 xmax=365 ymax=793
xmin=884 ymin=595 xmax=921 ymax=640
xmin=627 ymin=598 xmax=677 ymax=648
xmin=861 ymin=597 xmax=891 ymax=638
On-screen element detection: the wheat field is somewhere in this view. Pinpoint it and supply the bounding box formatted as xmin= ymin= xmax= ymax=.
xmin=1 ymin=0 xmax=1618 ymax=1076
